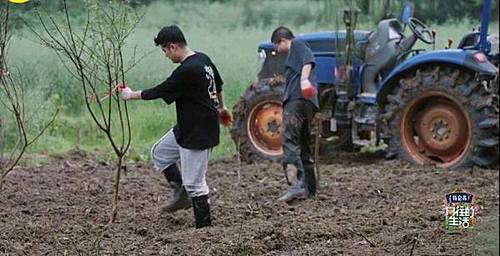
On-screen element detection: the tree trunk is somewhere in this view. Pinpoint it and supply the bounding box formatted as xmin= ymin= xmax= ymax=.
xmin=109 ymin=155 xmax=123 ymax=223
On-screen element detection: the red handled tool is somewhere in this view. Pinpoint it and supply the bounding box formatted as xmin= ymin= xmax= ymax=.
xmin=87 ymin=82 xmax=126 ymax=103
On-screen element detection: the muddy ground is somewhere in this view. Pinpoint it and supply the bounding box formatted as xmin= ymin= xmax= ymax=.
xmin=0 ymin=150 xmax=498 ymax=255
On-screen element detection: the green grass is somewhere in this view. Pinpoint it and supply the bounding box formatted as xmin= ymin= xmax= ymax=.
xmin=4 ymin=0 xmax=499 ymax=161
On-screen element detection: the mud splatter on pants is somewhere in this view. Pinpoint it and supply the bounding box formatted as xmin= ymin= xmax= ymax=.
xmin=282 ymin=99 xmax=318 ymax=193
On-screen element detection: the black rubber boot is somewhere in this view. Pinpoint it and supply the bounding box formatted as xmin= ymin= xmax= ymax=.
xmin=161 ymin=164 xmax=191 ymax=213
xmin=302 ymin=161 xmax=317 ymax=197
xmin=192 ymin=195 xmax=212 ymax=229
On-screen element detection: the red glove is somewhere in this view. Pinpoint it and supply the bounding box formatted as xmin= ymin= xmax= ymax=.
xmin=300 ymin=79 xmax=315 ymax=99
xmin=219 ymin=108 xmax=233 ymax=127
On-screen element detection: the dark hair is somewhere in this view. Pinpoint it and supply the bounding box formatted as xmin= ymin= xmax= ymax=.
xmin=271 ymin=26 xmax=294 ymax=44
xmin=154 ymin=25 xmax=187 ymax=47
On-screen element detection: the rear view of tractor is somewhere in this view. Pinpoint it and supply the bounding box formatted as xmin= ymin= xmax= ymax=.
xmin=231 ymin=0 xmax=498 ymax=169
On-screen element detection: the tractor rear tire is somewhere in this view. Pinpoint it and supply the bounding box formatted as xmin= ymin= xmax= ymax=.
xmin=231 ymin=79 xmax=359 ymax=163
xmin=230 ymin=78 xmax=285 ymax=163
xmin=381 ymin=65 xmax=498 ymax=169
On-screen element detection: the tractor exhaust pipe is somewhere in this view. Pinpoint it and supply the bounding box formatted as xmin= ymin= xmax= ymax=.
xmin=478 ymin=0 xmax=491 ymax=53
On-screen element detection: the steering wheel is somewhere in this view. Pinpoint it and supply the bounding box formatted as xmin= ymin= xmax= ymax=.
xmin=408 ymin=17 xmax=434 ymax=44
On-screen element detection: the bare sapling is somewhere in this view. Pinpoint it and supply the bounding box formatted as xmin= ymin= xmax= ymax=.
xmin=0 ymin=2 xmax=58 ymax=190
xmin=28 ymin=0 xmax=145 ymax=223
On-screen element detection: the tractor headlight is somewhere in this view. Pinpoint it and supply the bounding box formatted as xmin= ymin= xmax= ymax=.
xmin=257 ymin=49 xmax=267 ymax=64
xmin=473 ymin=52 xmax=488 ymax=63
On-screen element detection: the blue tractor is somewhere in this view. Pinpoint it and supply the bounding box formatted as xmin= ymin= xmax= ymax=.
xmin=230 ymin=1 xmax=498 ymax=169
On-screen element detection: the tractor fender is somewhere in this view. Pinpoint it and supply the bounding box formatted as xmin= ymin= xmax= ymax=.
xmin=376 ymin=49 xmax=498 ymax=106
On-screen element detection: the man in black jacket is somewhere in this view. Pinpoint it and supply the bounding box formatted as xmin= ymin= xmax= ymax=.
xmin=119 ymin=25 xmax=231 ymax=229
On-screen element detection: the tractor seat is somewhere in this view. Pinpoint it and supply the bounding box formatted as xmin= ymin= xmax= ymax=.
xmin=354 ymin=31 xmax=373 ymax=61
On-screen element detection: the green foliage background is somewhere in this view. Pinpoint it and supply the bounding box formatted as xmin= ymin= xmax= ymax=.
xmin=1 ymin=0 xmax=499 ymax=161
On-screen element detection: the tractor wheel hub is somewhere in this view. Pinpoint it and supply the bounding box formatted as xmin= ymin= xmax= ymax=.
xmin=400 ymin=91 xmax=472 ymax=168
xmin=247 ymin=101 xmax=283 ymax=156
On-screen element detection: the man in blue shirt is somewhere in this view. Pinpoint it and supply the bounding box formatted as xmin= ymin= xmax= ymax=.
xmin=271 ymin=26 xmax=319 ymax=203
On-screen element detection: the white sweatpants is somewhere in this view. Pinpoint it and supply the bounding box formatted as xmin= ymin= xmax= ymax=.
xmin=151 ymin=129 xmax=211 ymax=197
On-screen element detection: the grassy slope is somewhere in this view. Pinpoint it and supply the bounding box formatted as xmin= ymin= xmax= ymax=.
xmin=6 ymin=1 xmax=499 ymax=161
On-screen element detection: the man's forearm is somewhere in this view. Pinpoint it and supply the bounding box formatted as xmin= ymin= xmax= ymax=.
xmin=217 ymin=92 xmax=225 ymax=109
xmin=127 ymin=90 xmax=143 ymax=100
xmin=301 ymin=63 xmax=312 ymax=81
